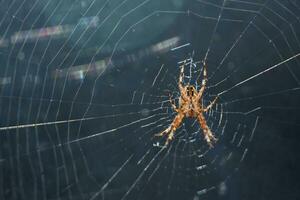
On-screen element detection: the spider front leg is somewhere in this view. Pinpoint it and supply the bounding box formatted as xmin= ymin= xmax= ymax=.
xmin=155 ymin=113 xmax=184 ymax=146
xmin=179 ymin=61 xmax=188 ymax=100
xmin=196 ymin=61 xmax=208 ymax=100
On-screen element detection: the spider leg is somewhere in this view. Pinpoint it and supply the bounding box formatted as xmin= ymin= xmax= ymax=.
xmin=179 ymin=61 xmax=188 ymax=100
xmin=155 ymin=113 xmax=184 ymax=146
xmin=196 ymin=61 xmax=208 ymax=100
xmin=203 ymin=95 xmax=218 ymax=112
xmin=169 ymin=94 xmax=178 ymax=112
xmin=197 ymin=112 xmax=217 ymax=148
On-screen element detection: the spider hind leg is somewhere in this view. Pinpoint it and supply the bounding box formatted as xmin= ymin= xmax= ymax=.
xmin=197 ymin=113 xmax=217 ymax=148
xmin=155 ymin=113 xmax=184 ymax=146
xmin=154 ymin=128 xmax=174 ymax=146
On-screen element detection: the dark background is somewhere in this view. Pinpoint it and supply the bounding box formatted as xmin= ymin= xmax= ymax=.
xmin=0 ymin=0 xmax=300 ymax=199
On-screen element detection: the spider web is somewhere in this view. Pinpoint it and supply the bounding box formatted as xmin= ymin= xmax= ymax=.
xmin=0 ymin=0 xmax=300 ymax=200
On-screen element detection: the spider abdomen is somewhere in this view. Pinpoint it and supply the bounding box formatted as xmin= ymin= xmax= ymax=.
xmin=186 ymin=109 xmax=197 ymax=118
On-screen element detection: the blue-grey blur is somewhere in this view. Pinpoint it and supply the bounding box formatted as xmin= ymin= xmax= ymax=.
xmin=0 ymin=0 xmax=300 ymax=200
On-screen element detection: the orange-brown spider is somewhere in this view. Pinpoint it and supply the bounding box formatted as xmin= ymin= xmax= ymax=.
xmin=155 ymin=61 xmax=218 ymax=147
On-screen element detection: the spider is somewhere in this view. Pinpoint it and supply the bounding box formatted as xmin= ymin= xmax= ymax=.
xmin=155 ymin=60 xmax=219 ymax=147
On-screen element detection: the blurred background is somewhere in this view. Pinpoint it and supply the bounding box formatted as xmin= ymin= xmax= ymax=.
xmin=0 ymin=0 xmax=300 ymax=199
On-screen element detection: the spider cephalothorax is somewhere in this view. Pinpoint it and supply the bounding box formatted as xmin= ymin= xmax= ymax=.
xmin=186 ymin=86 xmax=195 ymax=97
xmin=155 ymin=60 xmax=218 ymax=147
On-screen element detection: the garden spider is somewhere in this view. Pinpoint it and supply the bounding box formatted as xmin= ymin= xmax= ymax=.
xmin=155 ymin=60 xmax=218 ymax=147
